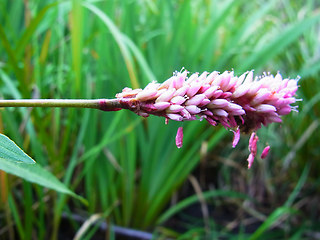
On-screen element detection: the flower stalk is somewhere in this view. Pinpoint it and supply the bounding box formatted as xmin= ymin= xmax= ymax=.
xmin=0 ymin=99 xmax=122 ymax=111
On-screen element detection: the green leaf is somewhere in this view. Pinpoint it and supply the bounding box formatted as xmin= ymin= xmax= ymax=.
xmin=0 ymin=133 xmax=35 ymax=164
xmin=0 ymin=134 xmax=86 ymax=203
xmin=0 ymin=157 xmax=86 ymax=203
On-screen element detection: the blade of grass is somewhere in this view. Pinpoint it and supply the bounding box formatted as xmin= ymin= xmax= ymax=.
xmin=216 ymin=0 xmax=277 ymax=69
xmin=142 ymin=127 xmax=226 ymax=227
xmin=157 ymin=190 xmax=249 ymax=225
xmin=284 ymin=164 xmax=310 ymax=207
xmin=0 ymin=23 xmax=23 ymax=81
xmin=70 ymin=0 xmax=83 ymax=95
xmin=14 ymin=2 xmax=60 ymax=58
xmin=82 ymin=2 xmax=139 ymax=89
xmin=22 ymin=181 xmax=33 ymax=240
xmin=248 ymin=207 xmax=295 ymax=240
xmin=122 ymin=34 xmax=156 ymax=84
xmin=8 ymin=194 xmax=25 ymax=239
xmin=239 ymin=13 xmax=320 ymax=71
xmin=52 ymin=109 xmax=91 ymax=240
xmin=190 ymin=0 xmax=244 ymax=62
xmin=79 ymin=114 xmax=141 ymax=163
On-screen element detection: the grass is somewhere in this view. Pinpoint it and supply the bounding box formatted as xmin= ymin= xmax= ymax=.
xmin=0 ymin=0 xmax=320 ymax=239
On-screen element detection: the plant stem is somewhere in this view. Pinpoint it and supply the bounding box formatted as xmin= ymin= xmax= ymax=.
xmin=0 ymin=99 xmax=122 ymax=111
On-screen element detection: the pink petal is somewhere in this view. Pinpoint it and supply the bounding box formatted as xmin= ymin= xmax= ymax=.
xmin=250 ymin=89 xmax=271 ymax=105
xmin=175 ymin=127 xmax=184 ymax=148
xmin=211 ymin=89 xmax=223 ymax=99
xmin=277 ymin=106 xmax=291 ymax=115
xmin=212 ymin=109 xmax=228 ymax=117
xmin=205 ymin=71 xmax=219 ymax=84
xmin=205 ymin=117 xmax=217 ymax=126
xmin=226 ymin=103 xmax=243 ymax=112
xmin=198 ymin=98 xmax=211 ymax=107
xmin=185 ymin=94 xmax=206 ymax=106
xmin=249 ymin=132 xmax=258 ymax=156
xmin=232 ymin=84 xmax=249 ymax=98
xmin=181 ymin=109 xmax=192 ymax=119
xmin=208 ymin=99 xmax=229 ymax=108
xmin=219 ymin=71 xmax=232 ymax=91
xmin=166 ymin=105 xmax=184 ymax=113
xmin=261 ymin=146 xmax=270 ymax=159
xmin=185 ymin=105 xmax=201 ymax=114
xmin=203 ymin=85 xmax=219 ymax=98
xmin=174 ymin=85 xmax=189 ymax=97
xmin=153 ymin=102 xmax=170 ymax=111
xmin=243 ymin=71 xmax=254 ymax=85
xmin=173 ymin=71 xmax=187 ymax=89
xmin=247 ymin=153 xmax=254 ymax=169
xmin=186 ymin=82 xmax=202 ymax=97
xmin=232 ymin=128 xmax=240 ymax=148
xmin=267 ymin=115 xmax=282 ymax=123
xmin=255 ymin=104 xmax=277 ymax=113
xmin=167 ymin=113 xmax=183 ymax=121
xmin=156 ymin=89 xmax=176 ymax=103
xmin=171 ymin=96 xmax=186 ymax=105
xmin=185 ymin=73 xmax=199 ymax=84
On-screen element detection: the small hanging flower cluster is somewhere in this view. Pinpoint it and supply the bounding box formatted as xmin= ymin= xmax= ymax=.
xmin=116 ymin=70 xmax=299 ymax=168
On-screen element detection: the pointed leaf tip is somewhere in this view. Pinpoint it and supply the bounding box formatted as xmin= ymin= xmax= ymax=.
xmin=0 ymin=134 xmax=35 ymax=164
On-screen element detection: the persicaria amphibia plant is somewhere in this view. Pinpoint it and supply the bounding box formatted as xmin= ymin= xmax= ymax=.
xmin=0 ymin=69 xmax=299 ymax=168
xmin=116 ymin=69 xmax=299 ymax=168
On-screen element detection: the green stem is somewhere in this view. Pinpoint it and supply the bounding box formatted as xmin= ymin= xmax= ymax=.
xmin=0 ymin=99 xmax=122 ymax=111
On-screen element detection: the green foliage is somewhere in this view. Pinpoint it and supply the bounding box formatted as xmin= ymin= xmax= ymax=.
xmin=0 ymin=133 xmax=84 ymax=202
xmin=0 ymin=133 xmax=35 ymax=164
xmin=0 ymin=0 xmax=319 ymax=239
xmin=0 ymin=157 xmax=84 ymax=202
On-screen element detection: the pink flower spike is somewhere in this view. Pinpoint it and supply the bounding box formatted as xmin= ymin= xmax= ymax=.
xmin=116 ymin=68 xmax=299 ymax=157
xmin=232 ymin=128 xmax=240 ymax=148
xmin=261 ymin=146 xmax=270 ymax=159
xmin=175 ymin=127 xmax=184 ymax=148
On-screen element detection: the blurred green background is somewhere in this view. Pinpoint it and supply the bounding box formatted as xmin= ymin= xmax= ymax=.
xmin=0 ymin=0 xmax=319 ymax=239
